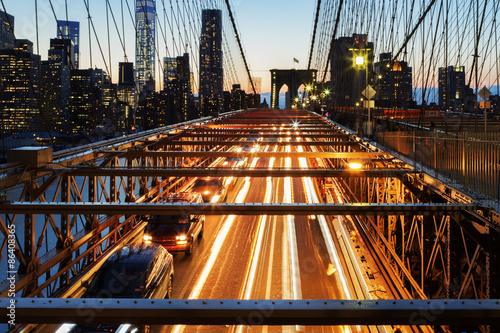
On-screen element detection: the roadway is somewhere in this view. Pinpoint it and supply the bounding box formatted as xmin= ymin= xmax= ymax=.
xmin=160 ymin=140 xmax=364 ymax=333
xmin=41 ymin=119 xmax=383 ymax=333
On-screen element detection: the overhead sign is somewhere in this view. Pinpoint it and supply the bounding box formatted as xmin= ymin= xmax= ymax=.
xmin=478 ymin=87 xmax=491 ymax=100
xmin=362 ymin=85 xmax=376 ymax=100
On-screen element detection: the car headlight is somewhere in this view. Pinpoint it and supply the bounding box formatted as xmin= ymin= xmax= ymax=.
xmin=143 ymin=235 xmax=152 ymax=241
xmin=176 ymin=235 xmax=187 ymax=241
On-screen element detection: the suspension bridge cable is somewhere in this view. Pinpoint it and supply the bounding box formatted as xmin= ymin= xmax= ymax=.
xmin=308 ymin=0 xmax=322 ymax=71
xmin=223 ymin=0 xmax=256 ymax=94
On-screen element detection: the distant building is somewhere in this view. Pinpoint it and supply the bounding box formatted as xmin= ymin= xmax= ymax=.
xmin=439 ymin=66 xmax=466 ymax=112
xmin=330 ymin=34 xmax=374 ymax=108
xmin=248 ymin=77 xmax=262 ymax=94
xmin=223 ymin=84 xmax=245 ymax=112
xmin=199 ymin=9 xmax=223 ymax=117
xmin=163 ymin=54 xmax=194 ymax=123
xmin=0 ymin=10 xmax=14 ymax=50
xmin=70 ymin=69 xmax=95 ymax=133
xmin=375 ymin=52 xmax=413 ymax=108
xmin=119 ymin=62 xmax=135 ymax=86
xmin=164 ymin=57 xmax=177 ymax=89
xmin=118 ymin=62 xmax=136 ymax=128
xmin=0 ymin=39 xmax=41 ymax=135
xmin=40 ymin=38 xmax=73 ymax=134
xmin=135 ymin=0 xmax=156 ymax=92
xmin=57 ymin=20 xmax=79 ymax=69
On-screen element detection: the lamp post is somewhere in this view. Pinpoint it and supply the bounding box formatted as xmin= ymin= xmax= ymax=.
xmin=352 ymin=49 xmax=372 ymax=138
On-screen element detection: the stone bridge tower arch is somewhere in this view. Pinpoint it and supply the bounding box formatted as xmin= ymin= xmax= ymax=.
xmin=270 ymin=69 xmax=317 ymax=109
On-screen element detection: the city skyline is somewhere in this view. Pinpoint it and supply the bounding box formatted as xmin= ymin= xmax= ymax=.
xmin=2 ymin=0 xmax=314 ymax=94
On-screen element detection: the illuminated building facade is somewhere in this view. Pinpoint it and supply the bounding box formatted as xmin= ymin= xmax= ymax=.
xmin=0 ymin=39 xmax=41 ymax=135
xmin=199 ymin=9 xmax=223 ymax=116
xmin=135 ymin=0 xmax=156 ymax=93
xmin=70 ymin=69 xmax=94 ymax=133
xmin=375 ymin=52 xmax=413 ymax=108
xmin=0 ymin=10 xmax=14 ymax=50
xmin=118 ymin=62 xmax=137 ymax=128
xmin=40 ymin=38 xmax=72 ymax=134
xmin=57 ymin=20 xmax=79 ymax=69
xmin=439 ymin=66 xmax=466 ymax=112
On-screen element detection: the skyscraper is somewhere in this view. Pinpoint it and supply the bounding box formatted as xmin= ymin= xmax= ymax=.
xmin=57 ymin=20 xmax=79 ymax=69
xmin=135 ymin=0 xmax=156 ymax=92
xmin=40 ymin=38 xmax=72 ymax=134
xmin=70 ymin=69 xmax=94 ymax=133
xmin=0 ymin=39 xmax=41 ymax=135
xmin=0 ymin=10 xmax=14 ymax=50
xmin=439 ymin=66 xmax=466 ymax=112
xmin=164 ymin=57 xmax=177 ymax=89
xmin=199 ymin=9 xmax=223 ymax=117
xmin=118 ymin=62 xmax=137 ymax=127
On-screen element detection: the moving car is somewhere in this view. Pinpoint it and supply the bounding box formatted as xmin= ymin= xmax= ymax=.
xmin=143 ymin=192 xmax=205 ymax=255
xmin=57 ymin=243 xmax=174 ymax=333
xmin=192 ymin=177 xmax=228 ymax=203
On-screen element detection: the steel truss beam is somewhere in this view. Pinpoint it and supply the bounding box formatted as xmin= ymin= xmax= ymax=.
xmin=0 ymin=202 xmax=476 ymax=215
xmin=99 ymin=151 xmax=389 ymax=159
xmin=1 ymin=299 xmax=499 ymax=326
xmin=54 ymin=168 xmax=416 ymax=178
xmin=175 ymin=133 xmax=348 ymax=139
xmin=154 ymin=140 xmax=359 ymax=146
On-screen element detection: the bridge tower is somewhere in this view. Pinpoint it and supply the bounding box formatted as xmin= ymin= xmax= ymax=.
xmin=270 ymin=69 xmax=317 ymax=109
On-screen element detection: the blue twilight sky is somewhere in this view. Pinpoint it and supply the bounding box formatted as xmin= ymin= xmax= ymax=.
xmin=3 ymin=0 xmax=316 ymax=93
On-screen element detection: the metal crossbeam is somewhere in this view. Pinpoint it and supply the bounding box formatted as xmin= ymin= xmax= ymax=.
xmin=157 ymin=140 xmax=358 ymax=146
xmin=53 ymin=168 xmax=414 ymax=178
xmin=100 ymin=151 xmax=388 ymax=159
xmin=0 ymin=202 xmax=476 ymax=215
xmin=1 ymin=299 xmax=499 ymax=325
xmin=177 ymin=133 xmax=347 ymax=139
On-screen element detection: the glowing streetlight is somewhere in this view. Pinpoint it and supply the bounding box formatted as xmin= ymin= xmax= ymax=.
xmin=348 ymin=162 xmax=363 ymax=170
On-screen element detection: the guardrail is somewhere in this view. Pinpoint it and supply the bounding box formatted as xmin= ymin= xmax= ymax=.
xmin=377 ymin=131 xmax=500 ymax=210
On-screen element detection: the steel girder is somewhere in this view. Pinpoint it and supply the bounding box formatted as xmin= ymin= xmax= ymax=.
xmin=0 ymin=151 xmax=194 ymax=297
xmin=340 ymin=170 xmax=499 ymax=305
xmin=1 ymin=298 xmax=499 ymax=326
xmin=99 ymin=151 xmax=389 ymax=159
xmin=52 ymin=168 xmax=416 ymax=178
xmin=0 ymin=202 xmax=476 ymax=216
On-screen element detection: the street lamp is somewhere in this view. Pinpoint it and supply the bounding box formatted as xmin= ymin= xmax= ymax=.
xmin=351 ymin=48 xmax=372 ymax=138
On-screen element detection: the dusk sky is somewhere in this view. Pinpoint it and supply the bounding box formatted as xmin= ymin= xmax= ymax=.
xmin=4 ymin=0 xmax=316 ymax=94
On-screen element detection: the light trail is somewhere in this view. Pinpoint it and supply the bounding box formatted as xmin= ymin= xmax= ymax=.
xmin=173 ymin=155 xmax=257 ymax=333
xmin=235 ymin=146 xmax=274 ymax=333
xmin=297 ymin=145 xmax=352 ymax=300
xmin=285 ymin=145 xmax=303 ymax=332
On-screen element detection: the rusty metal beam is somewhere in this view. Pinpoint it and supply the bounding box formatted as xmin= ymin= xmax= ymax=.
xmin=54 ymin=168 xmax=415 ymax=178
xmin=0 ymin=202 xmax=476 ymax=215
xmin=1 ymin=298 xmax=498 ymax=326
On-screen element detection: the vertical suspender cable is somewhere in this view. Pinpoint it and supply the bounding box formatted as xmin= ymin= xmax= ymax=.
xmin=223 ymin=0 xmax=256 ymax=94
xmin=307 ymin=0 xmax=322 ymax=71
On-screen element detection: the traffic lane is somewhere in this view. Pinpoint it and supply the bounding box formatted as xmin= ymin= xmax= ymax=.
xmin=172 ymin=160 xmax=252 ymax=299
xmin=178 ymin=161 xmax=270 ymax=332
xmin=197 ymin=160 xmax=269 ymax=299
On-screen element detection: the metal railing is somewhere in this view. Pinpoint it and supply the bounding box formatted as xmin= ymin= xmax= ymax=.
xmin=377 ymin=130 xmax=500 ymax=209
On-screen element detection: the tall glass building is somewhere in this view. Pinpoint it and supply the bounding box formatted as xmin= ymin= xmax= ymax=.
xmin=57 ymin=20 xmax=79 ymax=69
xmin=135 ymin=0 xmax=156 ymax=92
xmin=199 ymin=9 xmax=223 ymax=116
